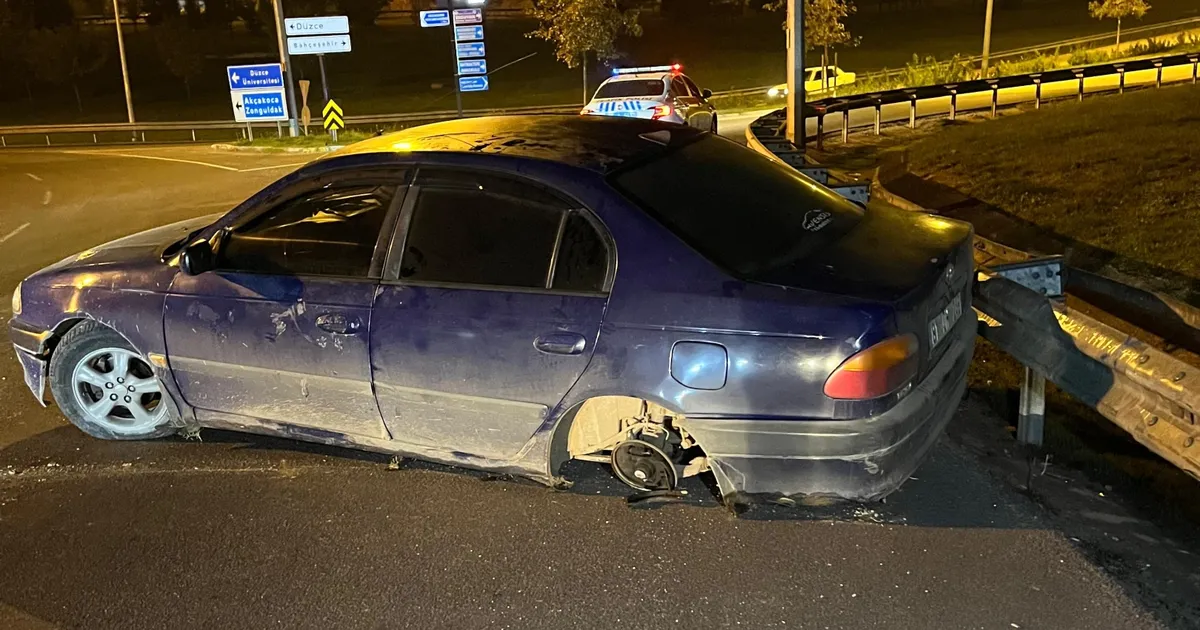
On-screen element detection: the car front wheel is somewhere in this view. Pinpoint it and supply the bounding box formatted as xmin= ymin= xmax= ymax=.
xmin=49 ymin=321 xmax=176 ymax=440
xmin=710 ymin=116 xmax=718 ymax=135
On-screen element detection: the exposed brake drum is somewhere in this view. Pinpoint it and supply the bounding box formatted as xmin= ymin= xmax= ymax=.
xmin=610 ymin=425 xmax=680 ymax=491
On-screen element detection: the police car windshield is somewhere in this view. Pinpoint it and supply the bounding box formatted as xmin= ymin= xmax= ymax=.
xmin=611 ymin=135 xmax=864 ymax=278
xmin=595 ymin=79 xmax=665 ymax=99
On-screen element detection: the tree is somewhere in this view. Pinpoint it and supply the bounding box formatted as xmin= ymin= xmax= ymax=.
xmin=1088 ymin=0 xmax=1150 ymax=51
xmin=768 ymin=0 xmax=859 ymax=90
xmin=10 ymin=0 xmax=75 ymax=29
xmin=22 ymin=27 xmax=111 ymax=113
xmin=334 ymin=0 xmax=388 ymax=28
xmin=527 ymin=0 xmax=643 ymax=103
xmin=152 ymin=19 xmax=207 ymax=99
xmin=0 ymin=2 xmax=34 ymax=101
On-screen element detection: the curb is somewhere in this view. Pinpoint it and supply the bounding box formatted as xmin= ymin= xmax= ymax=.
xmin=210 ymin=143 xmax=343 ymax=154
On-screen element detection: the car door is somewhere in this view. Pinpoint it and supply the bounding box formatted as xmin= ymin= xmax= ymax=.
xmin=370 ymin=168 xmax=612 ymax=460
xmin=681 ymin=75 xmax=715 ymax=128
xmin=669 ymin=75 xmax=703 ymax=129
xmin=164 ymin=175 xmax=407 ymax=439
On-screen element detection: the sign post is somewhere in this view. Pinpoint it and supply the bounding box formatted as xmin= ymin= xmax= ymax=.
xmin=786 ymin=0 xmax=804 ymax=146
xmin=421 ymin=8 xmax=487 ymax=118
xmin=270 ymin=0 xmax=300 ymax=137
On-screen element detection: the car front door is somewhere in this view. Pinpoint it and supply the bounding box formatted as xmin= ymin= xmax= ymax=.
xmin=670 ymin=75 xmax=704 ymax=129
xmin=164 ymin=176 xmax=406 ymax=439
xmin=370 ymin=168 xmax=612 ymax=460
xmin=681 ymin=76 xmax=715 ymax=128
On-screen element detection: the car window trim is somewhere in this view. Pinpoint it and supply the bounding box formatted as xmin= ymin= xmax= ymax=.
xmin=381 ymin=165 xmax=616 ymax=294
xmin=213 ymin=177 xmax=409 ymax=280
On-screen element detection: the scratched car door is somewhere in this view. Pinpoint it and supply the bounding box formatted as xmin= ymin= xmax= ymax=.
xmin=370 ymin=168 xmax=612 ymax=460
xmin=164 ymin=180 xmax=405 ymax=439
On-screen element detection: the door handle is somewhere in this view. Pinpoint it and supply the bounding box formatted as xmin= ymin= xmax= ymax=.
xmin=316 ymin=313 xmax=360 ymax=335
xmin=534 ymin=332 xmax=587 ymax=356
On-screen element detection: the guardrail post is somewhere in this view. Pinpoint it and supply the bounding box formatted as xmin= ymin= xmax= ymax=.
xmin=1 ymin=136 xmax=5 ymax=148
xmin=45 ymin=135 xmax=50 ymax=146
xmin=1073 ymin=69 xmax=1085 ymax=102
xmin=1115 ymin=64 xmax=1125 ymax=94
xmin=905 ymin=89 xmax=917 ymax=129
xmin=92 ymin=133 xmax=98 ymax=144
xmin=140 ymin=131 xmax=145 ymax=143
xmin=277 ymin=122 xmax=283 ymax=138
xmin=816 ymin=110 xmax=825 ymax=151
xmin=1154 ymin=58 xmax=1164 ymax=88
xmin=841 ymin=107 xmax=850 ymax=143
xmin=1017 ymin=367 xmax=1046 ymax=446
xmin=947 ymin=84 xmax=959 ymax=121
xmin=1191 ymin=54 xmax=1199 ymax=84
xmin=986 ymin=79 xmax=999 ymax=117
xmin=1031 ymin=74 xmax=1043 ymax=109
xmin=871 ymin=95 xmax=882 ymax=135
xmin=191 ymin=129 xmax=196 ymax=142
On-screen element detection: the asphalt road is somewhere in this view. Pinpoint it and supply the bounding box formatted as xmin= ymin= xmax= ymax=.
xmin=0 ymin=146 xmax=1170 ymax=629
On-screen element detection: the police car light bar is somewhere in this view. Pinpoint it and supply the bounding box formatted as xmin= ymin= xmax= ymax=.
xmin=612 ymin=64 xmax=682 ymax=75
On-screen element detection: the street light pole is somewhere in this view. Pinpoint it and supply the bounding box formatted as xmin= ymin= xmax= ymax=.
xmin=112 ymin=0 xmax=135 ymax=125
xmin=980 ymin=0 xmax=995 ymax=76
xmin=786 ymin=0 xmax=804 ymax=146
xmin=272 ymin=0 xmax=301 ymax=137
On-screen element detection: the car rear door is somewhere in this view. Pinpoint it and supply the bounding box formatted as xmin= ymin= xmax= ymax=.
xmin=370 ymin=168 xmax=612 ymax=460
xmin=164 ymin=173 xmax=408 ymax=439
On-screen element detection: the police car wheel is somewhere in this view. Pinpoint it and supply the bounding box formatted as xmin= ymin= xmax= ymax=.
xmin=710 ymin=117 xmax=718 ymax=134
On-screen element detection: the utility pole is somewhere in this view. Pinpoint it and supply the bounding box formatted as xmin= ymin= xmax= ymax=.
xmin=980 ymin=0 xmax=995 ymax=76
xmin=112 ymin=0 xmax=135 ymax=125
xmin=272 ymin=0 xmax=301 ymax=137
xmin=786 ymin=0 xmax=804 ymax=145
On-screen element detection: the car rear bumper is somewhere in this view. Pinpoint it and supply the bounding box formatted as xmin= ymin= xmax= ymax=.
xmin=680 ymin=314 xmax=974 ymax=503
xmin=9 ymin=319 xmax=50 ymax=406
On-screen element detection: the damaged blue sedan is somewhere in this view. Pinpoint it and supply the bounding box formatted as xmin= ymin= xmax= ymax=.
xmin=8 ymin=116 xmax=974 ymax=503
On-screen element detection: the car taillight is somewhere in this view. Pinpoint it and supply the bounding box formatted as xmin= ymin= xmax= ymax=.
xmin=651 ymin=104 xmax=673 ymax=120
xmin=823 ymin=334 xmax=919 ymax=400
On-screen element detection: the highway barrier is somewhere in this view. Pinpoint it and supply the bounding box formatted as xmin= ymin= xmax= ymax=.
xmin=746 ymin=75 xmax=1200 ymax=481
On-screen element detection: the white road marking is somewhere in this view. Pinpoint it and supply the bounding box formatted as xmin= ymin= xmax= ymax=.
xmin=0 ymin=223 xmax=31 ymax=245
xmin=237 ymin=162 xmax=310 ymax=173
xmin=24 ymin=173 xmax=43 ymax=182
xmin=42 ymin=190 xmax=52 ymax=205
xmin=60 ymin=150 xmax=240 ymax=172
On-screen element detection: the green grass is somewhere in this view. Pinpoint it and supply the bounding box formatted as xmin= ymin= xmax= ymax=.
xmin=906 ymin=83 xmax=1200 ymax=280
xmin=3 ymin=0 xmax=1198 ymax=125
xmin=234 ymin=129 xmax=379 ymax=148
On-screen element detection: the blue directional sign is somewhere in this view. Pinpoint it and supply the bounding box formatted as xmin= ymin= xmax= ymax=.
xmin=231 ymin=89 xmax=289 ymax=122
xmin=227 ymin=64 xmax=283 ymax=91
xmin=455 ymin=42 xmax=486 ymax=59
xmin=457 ymin=59 xmax=487 ymax=76
xmin=459 ymin=76 xmax=489 ymax=92
xmin=454 ymin=25 xmax=483 ymax=42
xmin=419 ymin=10 xmax=450 ymax=27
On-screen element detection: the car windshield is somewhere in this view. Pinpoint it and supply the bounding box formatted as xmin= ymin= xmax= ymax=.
xmin=611 ymin=135 xmax=864 ymax=278
xmin=594 ymin=79 xmax=665 ymax=99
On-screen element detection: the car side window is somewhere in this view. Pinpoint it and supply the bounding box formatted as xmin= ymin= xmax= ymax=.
xmin=219 ymin=184 xmax=396 ymax=278
xmin=399 ymin=171 xmax=609 ymax=292
xmin=670 ymin=76 xmax=691 ymax=98
xmin=682 ymin=76 xmax=703 ymax=99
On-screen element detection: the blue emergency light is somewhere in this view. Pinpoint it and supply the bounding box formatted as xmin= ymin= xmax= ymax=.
xmin=612 ymin=64 xmax=682 ymax=76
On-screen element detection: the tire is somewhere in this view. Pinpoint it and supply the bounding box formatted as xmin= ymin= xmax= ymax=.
xmin=48 ymin=321 xmax=176 ymax=441
xmin=710 ymin=116 xmax=718 ymax=135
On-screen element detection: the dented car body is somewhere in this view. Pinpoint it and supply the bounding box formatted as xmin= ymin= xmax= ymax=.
xmin=9 ymin=116 xmax=974 ymax=503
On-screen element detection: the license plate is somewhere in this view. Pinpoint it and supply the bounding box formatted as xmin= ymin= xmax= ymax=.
xmin=929 ymin=293 xmax=964 ymax=349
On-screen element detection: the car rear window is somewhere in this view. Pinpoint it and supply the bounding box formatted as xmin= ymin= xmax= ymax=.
xmin=594 ymin=79 xmax=665 ymax=99
xmin=611 ymin=135 xmax=864 ymax=278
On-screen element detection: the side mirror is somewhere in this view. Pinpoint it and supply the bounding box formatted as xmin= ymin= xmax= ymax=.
xmin=701 ymin=88 xmax=713 ymax=99
xmin=179 ymin=241 xmax=214 ymax=276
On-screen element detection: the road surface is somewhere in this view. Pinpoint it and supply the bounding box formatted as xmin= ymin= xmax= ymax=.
xmin=0 ymin=147 xmax=1170 ymax=629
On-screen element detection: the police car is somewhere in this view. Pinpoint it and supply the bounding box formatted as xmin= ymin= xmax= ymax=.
xmin=581 ymin=64 xmax=719 ymax=133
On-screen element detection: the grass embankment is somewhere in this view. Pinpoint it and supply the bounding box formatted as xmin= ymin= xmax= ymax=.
xmin=908 ymin=83 xmax=1200 ymax=280
xmin=907 ymin=84 xmax=1200 ymax=524
xmin=234 ymin=129 xmax=378 ymax=149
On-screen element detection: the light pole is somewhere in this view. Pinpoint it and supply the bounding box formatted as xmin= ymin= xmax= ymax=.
xmin=272 ymin=0 xmax=301 ymax=137
xmin=980 ymin=0 xmax=995 ymax=76
xmin=112 ymin=0 xmax=135 ymax=125
xmin=786 ymin=0 xmax=804 ymax=145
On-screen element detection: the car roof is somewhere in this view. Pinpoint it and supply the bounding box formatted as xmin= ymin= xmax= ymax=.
xmin=327 ymin=114 xmax=705 ymax=174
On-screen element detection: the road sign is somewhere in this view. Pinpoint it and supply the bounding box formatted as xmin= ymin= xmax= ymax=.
xmin=288 ymin=34 xmax=352 ymax=56
xmin=454 ymin=25 xmax=483 ymax=42
xmin=458 ymin=76 xmax=489 ymax=92
xmin=419 ymin=10 xmax=450 ymax=27
xmin=457 ymin=59 xmax=487 ymax=75
xmin=231 ymin=90 xmax=289 ymax=122
xmin=455 ymin=42 xmax=486 ymax=59
xmin=453 ymin=8 xmax=482 ymax=25
xmin=226 ymin=64 xmax=283 ymax=91
xmin=284 ymin=16 xmax=349 ymax=37
xmin=323 ymin=99 xmax=345 ymax=130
